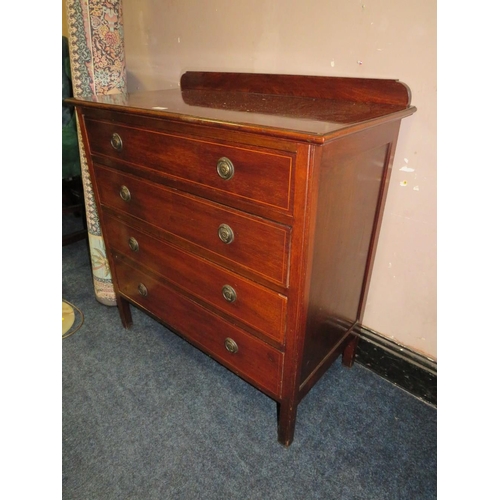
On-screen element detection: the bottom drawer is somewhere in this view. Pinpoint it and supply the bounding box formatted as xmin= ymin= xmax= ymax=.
xmin=113 ymin=258 xmax=283 ymax=398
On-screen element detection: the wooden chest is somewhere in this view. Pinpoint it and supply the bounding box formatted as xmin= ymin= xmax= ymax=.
xmin=68 ymin=72 xmax=416 ymax=445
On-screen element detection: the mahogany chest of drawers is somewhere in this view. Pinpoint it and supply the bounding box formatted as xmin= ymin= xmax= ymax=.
xmin=68 ymin=72 xmax=416 ymax=446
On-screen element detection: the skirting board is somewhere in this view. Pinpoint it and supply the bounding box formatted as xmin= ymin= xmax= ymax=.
xmin=354 ymin=325 xmax=437 ymax=406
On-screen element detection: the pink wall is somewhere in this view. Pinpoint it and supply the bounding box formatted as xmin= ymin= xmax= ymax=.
xmin=121 ymin=0 xmax=437 ymax=359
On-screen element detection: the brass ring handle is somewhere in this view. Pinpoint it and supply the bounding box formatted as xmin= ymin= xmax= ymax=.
xmin=119 ymin=185 xmax=131 ymax=202
xmin=128 ymin=237 xmax=139 ymax=252
xmin=111 ymin=132 xmax=123 ymax=151
xmin=138 ymin=283 xmax=148 ymax=297
xmin=222 ymin=285 xmax=237 ymax=303
xmin=218 ymin=224 xmax=234 ymax=244
xmin=216 ymin=157 xmax=234 ymax=180
xmin=224 ymin=337 xmax=238 ymax=354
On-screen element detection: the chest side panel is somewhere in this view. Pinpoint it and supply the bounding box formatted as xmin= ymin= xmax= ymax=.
xmin=300 ymin=121 xmax=401 ymax=386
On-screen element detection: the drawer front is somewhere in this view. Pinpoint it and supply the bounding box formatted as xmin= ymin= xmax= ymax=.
xmin=95 ymin=165 xmax=291 ymax=287
xmin=114 ymin=260 xmax=283 ymax=398
xmin=85 ymin=118 xmax=293 ymax=213
xmin=103 ymin=212 xmax=287 ymax=344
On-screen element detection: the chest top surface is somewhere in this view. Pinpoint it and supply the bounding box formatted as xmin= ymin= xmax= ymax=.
xmin=67 ymin=71 xmax=416 ymax=143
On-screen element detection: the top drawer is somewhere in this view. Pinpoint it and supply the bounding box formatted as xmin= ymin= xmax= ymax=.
xmin=84 ymin=118 xmax=294 ymax=213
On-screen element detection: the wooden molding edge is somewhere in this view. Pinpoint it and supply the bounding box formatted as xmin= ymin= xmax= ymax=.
xmin=354 ymin=325 xmax=437 ymax=407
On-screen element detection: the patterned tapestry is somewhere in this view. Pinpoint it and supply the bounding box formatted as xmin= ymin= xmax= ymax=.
xmin=65 ymin=0 xmax=127 ymax=306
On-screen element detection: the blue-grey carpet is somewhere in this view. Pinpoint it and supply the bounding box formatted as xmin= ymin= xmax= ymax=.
xmin=62 ymin=239 xmax=437 ymax=499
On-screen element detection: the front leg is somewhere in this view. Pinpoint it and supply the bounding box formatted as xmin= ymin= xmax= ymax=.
xmin=277 ymin=400 xmax=298 ymax=446
xmin=116 ymin=295 xmax=132 ymax=328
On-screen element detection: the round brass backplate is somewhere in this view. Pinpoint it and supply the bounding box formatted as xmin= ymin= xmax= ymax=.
xmin=224 ymin=337 xmax=238 ymax=354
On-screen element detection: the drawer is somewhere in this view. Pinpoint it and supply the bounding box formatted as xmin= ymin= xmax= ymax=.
xmin=85 ymin=118 xmax=293 ymax=213
xmin=114 ymin=260 xmax=283 ymax=398
xmin=103 ymin=212 xmax=287 ymax=344
xmin=94 ymin=165 xmax=291 ymax=287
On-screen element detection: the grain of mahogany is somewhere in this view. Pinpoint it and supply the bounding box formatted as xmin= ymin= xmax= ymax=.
xmin=67 ymin=72 xmax=416 ymax=446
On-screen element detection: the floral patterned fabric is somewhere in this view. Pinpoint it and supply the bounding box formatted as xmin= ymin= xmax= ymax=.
xmin=65 ymin=0 xmax=127 ymax=306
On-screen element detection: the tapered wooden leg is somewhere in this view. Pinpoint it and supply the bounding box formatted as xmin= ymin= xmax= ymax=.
xmin=277 ymin=400 xmax=298 ymax=446
xmin=342 ymin=334 xmax=359 ymax=368
xmin=116 ymin=295 xmax=132 ymax=328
